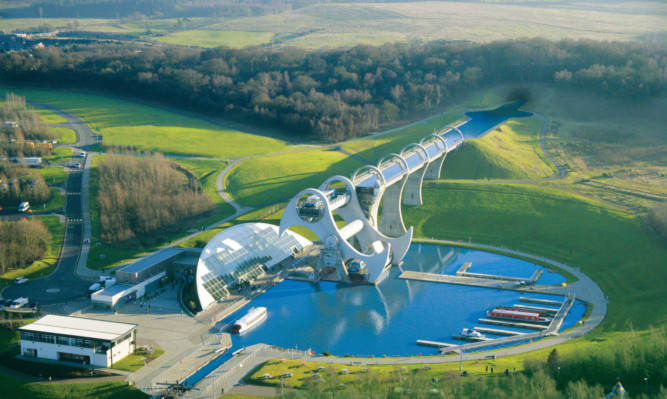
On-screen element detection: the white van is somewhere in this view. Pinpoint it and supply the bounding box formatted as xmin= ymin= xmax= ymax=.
xmin=18 ymin=202 xmax=30 ymax=212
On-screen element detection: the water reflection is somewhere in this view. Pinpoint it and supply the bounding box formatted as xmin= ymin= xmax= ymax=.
xmin=220 ymin=244 xmax=582 ymax=357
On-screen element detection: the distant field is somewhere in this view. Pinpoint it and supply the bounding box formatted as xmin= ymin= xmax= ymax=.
xmin=442 ymin=117 xmax=556 ymax=180
xmin=0 ymin=87 xmax=302 ymax=158
xmin=210 ymin=1 xmax=666 ymax=48
xmin=226 ymin=148 xmax=364 ymax=207
xmin=156 ymin=30 xmax=274 ymax=48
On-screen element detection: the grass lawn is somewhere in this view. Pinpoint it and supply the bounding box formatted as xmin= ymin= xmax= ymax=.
xmin=155 ymin=30 xmax=274 ymax=48
xmin=0 ymin=215 xmax=65 ymax=290
xmin=0 ymin=87 xmax=302 ymax=158
xmin=173 ymin=158 xmax=235 ymax=225
xmin=111 ymin=347 xmax=164 ymax=373
xmin=52 ymin=127 xmax=76 ymax=144
xmin=403 ymin=182 xmax=667 ymax=331
xmin=442 ymin=117 xmax=556 ymax=180
xmin=40 ymin=188 xmax=65 ymax=212
xmin=43 ymin=148 xmax=73 ymax=164
xmin=341 ymin=110 xmax=464 ymax=164
xmin=226 ymin=148 xmax=364 ymax=208
xmin=37 ymin=166 xmax=68 ymax=185
xmin=0 ymin=374 xmax=146 ymax=399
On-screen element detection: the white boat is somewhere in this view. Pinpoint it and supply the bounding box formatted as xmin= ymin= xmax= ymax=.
xmin=232 ymin=307 xmax=267 ymax=334
xmin=461 ymin=328 xmax=485 ymax=338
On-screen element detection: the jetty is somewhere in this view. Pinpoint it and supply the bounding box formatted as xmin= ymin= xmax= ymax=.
xmin=519 ymin=296 xmax=563 ymax=306
xmin=473 ymin=327 xmax=525 ymax=336
xmin=417 ymin=340 xmax=456 ymax=348
xmin=478 ymin=318 xmax=548 ymax=330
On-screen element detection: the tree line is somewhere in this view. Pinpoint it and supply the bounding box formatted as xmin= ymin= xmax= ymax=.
xmin=1 ymin=39 xmax=664 ymax=142
xmin=0 ymin=166 xmax=51 ymax=207
xmin=0 ymin=93 xmax=56 ymax=144
xmin=96 ymin=155 xmax=214 ymax=246
xmin=0 ymin=218 xmax=50 ymax=274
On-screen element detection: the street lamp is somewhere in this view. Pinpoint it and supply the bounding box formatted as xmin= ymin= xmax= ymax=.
xmin=557 ymin=366 xmax=560 ymax=380
xmin=645 ymin=377 xmax=648 ymax=394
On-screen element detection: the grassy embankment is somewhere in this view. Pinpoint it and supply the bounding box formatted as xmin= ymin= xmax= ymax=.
xmin=441 ymin=117 xmax=556 ymax=180
xmin=0 ymin=375 xmax=146 ymax=399
xmin=0 ymin=215 xmax=65 ymax=289
xmin=0 ymin=87 xmax=302 ymax=158
xmin=111 ymin=347 xmax=165 ymax=373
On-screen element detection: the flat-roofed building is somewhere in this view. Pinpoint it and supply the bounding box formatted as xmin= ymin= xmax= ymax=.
xmin=91 ymin=271 xmax=167 ymax=311
xmin=19 ymin=315 xmax=137 ymax=367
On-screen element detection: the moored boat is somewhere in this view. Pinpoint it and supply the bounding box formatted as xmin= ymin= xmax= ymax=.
xmin=232 ymin=307 xmax=267 ymax=334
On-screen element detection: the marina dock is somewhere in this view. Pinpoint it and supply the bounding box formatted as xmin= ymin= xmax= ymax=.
xmin=519 ymin=297 xmax=563 ymax=306
xmin=473 ymin=327 xmax=525 ymax=336
xmin=514 ymin=304 xmax=558 ymax=316
xmin=455 ymin=262 xmax=473 ymax=276
xmin=478 ymin=318 xmax=548 ymax=330
xmin=452 ymin=334 xmax=491 ymax=342
xmin=458 ymin=268 xmax=543 ymax=284
xmin=416 ymin=340 xmax=457 ymax=348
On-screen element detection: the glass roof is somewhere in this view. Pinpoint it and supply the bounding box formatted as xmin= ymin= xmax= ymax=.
xmin=196 ymin=223 xmax=311 ymax=309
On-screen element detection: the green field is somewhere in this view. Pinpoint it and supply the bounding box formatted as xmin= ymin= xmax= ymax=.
xmin=156 ymin=30 xmax=274 ymax=48
xmin=226 ymin=148 xmax=364 ymax=208
xmin=173 ymin=158 xmax=235 ymax=225
xmin=0 ymin=87 xmax=302 ymax=158
xmin=0 ymin=215 xmax=65 ymax=287
xmin=403 ymin=182 xmax=667 ymax=331
xmin=442 ymin=117 xmax=556 ymax=180
xmin=37 ymin=166 xmax=68 ymax=185
xmin=111 ymin=348 xmax=164 ymax=373
xmin=52 ymin=127 xmax=76 ymax=144
xmin=0 ymin=375 xmax=146 ymax=399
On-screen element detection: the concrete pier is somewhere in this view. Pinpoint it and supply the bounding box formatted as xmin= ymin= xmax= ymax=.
xmin=520 ymin=297 xmax=563 ymax=306
xmin=455 ymin=262 xmax=472 ymax=276
xmin=478 ymin=318 xmax=548 ymax=330
xmin=416 ymin=340 xmax=456 ymax=348
xmin=452 ymin=334 xmax=491 ymax=342
xmin=473 ymin=327 xmax=525 ymax=336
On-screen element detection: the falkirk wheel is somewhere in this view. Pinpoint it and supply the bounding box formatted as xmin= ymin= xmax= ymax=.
xmin=279 ymin=126 xmax=464 ymax=284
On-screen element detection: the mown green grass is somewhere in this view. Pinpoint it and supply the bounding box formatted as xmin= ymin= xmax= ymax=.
xmin=0 ymin=87 xmax=301 ymax=158
xmin=341 ymin=110 xmax=464 ymax=164
xmin=0 ymin=215 xmax=65 ymax=289
xmin=37 ymin=166 xmax=68 ymax=185
xmin=155 ymin=30 xmax=274 ymax=48
xmin=52 ymin=127 xmax=76 ymax=144
xmin=43 ymin=147 xmax=73 ymax=164
xmin=111 ymin=348 xmax=164 ymax=373
xmin=226 ymin=148 xmax=364 ymax=208
xmin=442 ymin=117 xmax=556 ymax=180
xmin=0 ymin=374 xmax=146 ymax=399
xmin=173 ymin=158 xmax=235 ymax=225
xmin=403 ymin=182 xmax=667 ymax=331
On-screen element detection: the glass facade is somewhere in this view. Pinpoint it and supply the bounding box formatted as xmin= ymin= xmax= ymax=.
xmin=196 ymin=223 xmax=311 ymax=308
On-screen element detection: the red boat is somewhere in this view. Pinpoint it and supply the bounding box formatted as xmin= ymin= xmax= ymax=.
xmin=486 ymin=307 xmax=550 ymax=323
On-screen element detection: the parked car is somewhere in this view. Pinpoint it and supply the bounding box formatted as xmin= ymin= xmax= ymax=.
xmin=10 ymin=297 xmax=29 ymax=308
xmin=1 ymin=298 xmax=14 ymax=307
xmin=14 ymin=277 xmax=28 ymax=284
xmin=74 ymin=163 xmax=81 ymax=168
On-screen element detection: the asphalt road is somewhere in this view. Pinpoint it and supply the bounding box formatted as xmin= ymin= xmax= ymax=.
xmin=3 ymin=103 xmax=97 ymax=305
xmin=4 ymin=170 xmax=91 ymax=304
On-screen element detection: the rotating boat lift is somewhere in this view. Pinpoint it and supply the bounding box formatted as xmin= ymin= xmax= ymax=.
xmin=279 ymin=126 xmax=464 ymax=284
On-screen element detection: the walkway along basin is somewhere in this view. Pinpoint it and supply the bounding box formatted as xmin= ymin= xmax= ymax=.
xmin=217 ymin=244 xmax=585 ymax=358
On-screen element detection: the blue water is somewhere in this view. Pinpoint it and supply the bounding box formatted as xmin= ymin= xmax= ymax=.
xmin=218 ymin=244 xmax=583 ymax=357
xmin=457 ymin=101 xmax=532 ymax=139
xmin=182 ymin=351 xmax=234 ymax=387
xmin=404 ymin=244 xmax=566 ymax=285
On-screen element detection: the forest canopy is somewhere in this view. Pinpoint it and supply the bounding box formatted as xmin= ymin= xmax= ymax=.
xmin=1 ymin=39 xmax=665 ymax=142
xmin=96 ymin=155 xmax=214 ymax=246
